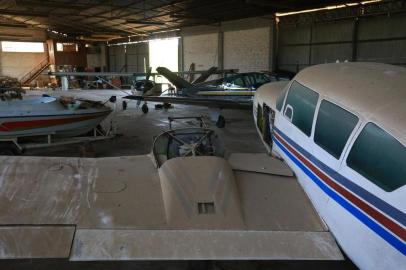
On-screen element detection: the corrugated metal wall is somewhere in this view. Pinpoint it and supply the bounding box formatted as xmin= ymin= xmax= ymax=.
xmin=108 ymin=43 xmax=149 ymax=72
xmin=277 ymin=14 xmax=406 ymax=73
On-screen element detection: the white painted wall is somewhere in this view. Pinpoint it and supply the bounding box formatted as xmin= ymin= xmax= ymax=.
xmin=0 ymin=51 xmax=46 ymax=79
xmin=183 ymin=33 xmax=218 ymax=71
xmin=224 ymin=27 xmax=270 ymax=72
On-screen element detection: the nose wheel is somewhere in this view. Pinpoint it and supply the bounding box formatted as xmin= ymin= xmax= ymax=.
xmin=141 ymin=103 xmax=149 ymax=114
xmin=216 ymin=115 xmax=225 ymax=128
xmin=122 ymin=100 xmax=127 ymax=110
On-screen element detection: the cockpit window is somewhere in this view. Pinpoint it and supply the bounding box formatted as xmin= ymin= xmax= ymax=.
xmin=276 ymin=87 xmax=288 ymax=111
xmin=347 ymin=123 xmax=406 ymax=192
xmin=314 ymin=100 xmax=358 ymax=159
xmin=283 ymin=81 xmax=319 ymax=136
xmin=254 ymin=73 xmax=271 ymax=85
xmin=230 ymin=77 xmax=245 ymax=87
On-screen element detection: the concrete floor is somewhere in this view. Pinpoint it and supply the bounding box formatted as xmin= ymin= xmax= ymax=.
xmin=5 ymin=90 xmax=357 ymax=269
xmin=24 ymin=90 xmax=265 ymax=157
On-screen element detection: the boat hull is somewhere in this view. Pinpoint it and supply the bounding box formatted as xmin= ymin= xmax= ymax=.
xmin=0 ymin=110 xmax=111 ymax=139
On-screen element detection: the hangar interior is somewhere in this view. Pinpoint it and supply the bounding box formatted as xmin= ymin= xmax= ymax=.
xmin=0 ymin=1 xmax=405 ymax=270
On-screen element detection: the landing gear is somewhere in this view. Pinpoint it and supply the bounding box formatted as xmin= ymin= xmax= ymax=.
xmin=122 ymin=100 xmax=127 ymax=110
xmin=216 ymin=115 xmax=226 ymax=128
xmin=141 ymin=103 xmax=149 ymax=114
xmin=163 ymin=102 xmax=172 ymax=109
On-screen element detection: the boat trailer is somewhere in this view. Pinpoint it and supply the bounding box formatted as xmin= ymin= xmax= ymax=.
xmin=0 ymin=126 xmax=115 ymax=155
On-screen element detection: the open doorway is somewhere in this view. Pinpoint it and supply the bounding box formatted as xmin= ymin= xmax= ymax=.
xmin=149 ymin=38 xmax=178 ymax=84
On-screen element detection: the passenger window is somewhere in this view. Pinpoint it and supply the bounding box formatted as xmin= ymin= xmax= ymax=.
xmin=347 ymin=123 xmax=406 ymax=192
xmin=245 ymin=75 xmax=255 ymax=87
xmin=276 ymin=87 xmax=287 ymax=111
xmin=231 ymin=77 xmax=245 ymax=87
xmin=314 ymin=100 xmax=358 ymax=159
xmin=254 ymin=74 xmax=270 ymax=84
xmin=283 ymin=81 xmax=318 ymax=136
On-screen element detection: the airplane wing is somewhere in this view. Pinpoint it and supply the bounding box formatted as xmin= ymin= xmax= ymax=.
xmin=124 ymin=95 xmax=253 ymax=110
xmin=0 ymin=154 xmax=343 ymax=261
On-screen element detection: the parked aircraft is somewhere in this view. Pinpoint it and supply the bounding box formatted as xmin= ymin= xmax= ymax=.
xmin=124 ymin=67 xmax=291 ymax=127
xmin=0 ymin=116 xmax=343 ymax=262
xmin=254 ymin=62 xmax=406 ymax=270
xmin=1 ymin=62 xmax=402 ymax=268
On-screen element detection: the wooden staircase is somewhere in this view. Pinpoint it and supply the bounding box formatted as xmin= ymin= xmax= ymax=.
xmin=20 ymin=56 xmax=50 ymax=87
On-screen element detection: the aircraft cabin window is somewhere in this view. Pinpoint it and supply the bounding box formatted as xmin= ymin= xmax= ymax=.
xmin=347 ymin=123 xmax=406 ymax=192
xmin=276 ymin=87 xmax=288 ymax=111
xmin=314 ymin=100 xmax=358 ymax=159
xmin=283 ymin=81 xmax=319 ymax=136
xmin=254 ymin=74 xmax=270 ymax=85
xmin=244 ymin=75 xmax=255 ymax=87
xmin=231 ymin=77 xmax=245 ymax=87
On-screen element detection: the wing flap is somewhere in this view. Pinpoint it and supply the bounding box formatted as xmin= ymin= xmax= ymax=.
xmin=71 ymin=229 xmax=343 ymax=260
xmin=0 ymin=226 xmax=75 ymax=259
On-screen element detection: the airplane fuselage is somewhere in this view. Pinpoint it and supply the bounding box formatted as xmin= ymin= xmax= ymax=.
xmin=253 ymin=63 xmax=406 ymax=270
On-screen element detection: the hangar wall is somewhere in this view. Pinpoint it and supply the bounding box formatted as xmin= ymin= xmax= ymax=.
xmin=181 ymin=17 xmax=274 ymax=73
xmin=105 ymin=6 xmax=406 ymax=75
xmin=0 ymin=45 xmax=47 ymax=79
xmin=183 ymin=33 xmax=218 ymax=71
xmin=277 ymin=13 xmax=406 ymax=72
xmin=108 ymin=42 xmax=149 ymax=72
xmin=223 ymin=27 xmax=270 ymax=72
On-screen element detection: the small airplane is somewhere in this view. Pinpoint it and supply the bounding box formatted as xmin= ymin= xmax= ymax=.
xmin=124 ymin=67 xmax=292 ymax=128
xmin=0 ymin=62 xmax=402 ymax=269
xmin=254 ymin=62 xmax=406 ymax=269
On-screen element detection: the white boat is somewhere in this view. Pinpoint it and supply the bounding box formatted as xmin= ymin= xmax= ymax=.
xmin=0 ymin=96 xmax=112 ymax=139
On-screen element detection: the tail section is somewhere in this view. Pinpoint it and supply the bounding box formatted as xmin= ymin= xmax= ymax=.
xmin=193 ymin=66 xmax=217 ymax=84
xmin=156 ymin=67 xmax=193 ymax=90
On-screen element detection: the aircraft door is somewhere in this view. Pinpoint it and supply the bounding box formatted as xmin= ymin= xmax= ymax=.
xmin=262 ymin=103 xmax=274 ymax=147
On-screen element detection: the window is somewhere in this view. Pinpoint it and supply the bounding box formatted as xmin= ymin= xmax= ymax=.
xmin=254 ymin=73 xmax=270 ymax=85
xmin=198 ymin=202 xmax=215 ymax=214
xmin=347 ymin=123 xmax=406 ymax=192
xmin=230 ymin=77 xmax=245 ymax=87
xmin=314 ymin=100 xmax=358 ymax=159
xmin=276 ymin=87 xmax=287 ymax=111
xmin=244 ymin=75 xmax=255 ymax=87
xmin=283 ymin=81 xmax=319 ymax=136
xmin=1 ymin=41 xmax=44 ymax=53
xmin=56 ymin=42 xmax=78 ymax=52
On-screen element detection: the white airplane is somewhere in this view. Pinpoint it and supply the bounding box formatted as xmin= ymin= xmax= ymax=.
xmin=253 ymin=62 xmax=406 ymax=270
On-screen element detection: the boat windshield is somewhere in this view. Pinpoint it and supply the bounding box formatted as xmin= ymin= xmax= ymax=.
xmin=152 ymin=128 xmax=225 ymax=167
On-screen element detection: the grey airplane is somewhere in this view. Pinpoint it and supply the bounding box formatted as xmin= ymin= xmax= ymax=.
xmin=124 ymin=67 xmax=292 ymax=127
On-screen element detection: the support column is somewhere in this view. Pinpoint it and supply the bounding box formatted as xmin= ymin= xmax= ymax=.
xmin=218 ymin=31 xmax=224 ymax=70
xmin=178 ymin=36 xmax=184 ymax=72
xmin=352 ymin=18 xmax=359 ymax=62
xmin=269 ymin=15 xmax=278 ymax=71
xmin=308 ymin=25 xmax=313 ymax=68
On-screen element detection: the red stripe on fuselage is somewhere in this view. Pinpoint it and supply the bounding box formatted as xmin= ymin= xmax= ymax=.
xmin=273 ymin=132 xmax=406 ymax=242
xmin=0 ymin=112 xmax=107 ymax=132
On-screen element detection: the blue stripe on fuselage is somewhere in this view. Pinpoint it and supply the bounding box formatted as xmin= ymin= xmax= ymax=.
xmin=273 ymin=134 xmax=406 ymax=255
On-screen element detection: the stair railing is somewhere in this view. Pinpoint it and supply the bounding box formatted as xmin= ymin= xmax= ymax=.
xmin=20 ymin=55 xmax=50 ymax=85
